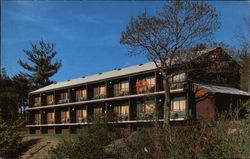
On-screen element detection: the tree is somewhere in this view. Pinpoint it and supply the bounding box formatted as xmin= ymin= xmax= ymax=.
xmin=235 ymin=21 xmax=250 ymax=92
xmin=18 ymin=40 xmax=62 ymax=89
xmin=120 ymin=1 xmax=220 ymax=126
xmin=0 ymin=68 xmax=19 ymax=123
xmin=12 ymin=73 xmax=31 ymax=120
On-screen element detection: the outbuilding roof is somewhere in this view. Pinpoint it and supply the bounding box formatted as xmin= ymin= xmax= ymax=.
xmin=194 ymin=83 xmax=250 ymax=96
xmin=30 ymin=47 xmax=219 ymax=94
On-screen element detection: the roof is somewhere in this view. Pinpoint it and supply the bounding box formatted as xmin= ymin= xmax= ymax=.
xmin=31 ymin=62 xmax=157 ymax=94
xmin=30 ymin=47 xmax=219 ymax=94
xmin=194 ymin=83 xmax=250 ymax=96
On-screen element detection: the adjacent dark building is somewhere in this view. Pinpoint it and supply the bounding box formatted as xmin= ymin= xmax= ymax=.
xmin=26 ymin=48 xmax=250 ymax=134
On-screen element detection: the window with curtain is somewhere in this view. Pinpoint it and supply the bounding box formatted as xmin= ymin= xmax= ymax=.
xmin=34 ymin=113 xmax=41 ymax=124
xmin=94 ymin=107 xmax=102 ymax=115
xmin=76 ymin=108 xmax=87 ymax=118
xmin=145 ymin=76 xmax=155 ymax=92
xmin=61 ymin=110 xmax=70 ymax=123
xmin=137 ymin=100 xmax=155 ymax=119
xmin=47 ymin=95 xmax=54 ymax=105
xmin=171 ymin=96 xmax=186 ymax=111
xmin=169 ymin=73 xmax=186 ymax=83
xmin=34 ymin=96 xmax=40 ymax=106
xmin=114 ymin=103 xmax=129 ymax=121
xmin=76 ymin=88 xmax=87 ymax=101
xmin=170 ymin=96 xmax=186 ymax=119
xmin=114 ymin=81 xmax=129 ymax=96
xmin=60 ymin=91 xmax=68 ymax=100
xmin=94 ymin=85 xmax=106 ymax=98
xmin=47 ymin=112 xmax=54 ymax=124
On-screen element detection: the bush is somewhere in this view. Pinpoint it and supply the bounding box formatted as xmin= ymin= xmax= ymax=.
xmin=112 ymin=115 xmax=250 ymax=159
xmin=48 ymin=115 xmax=118 ymax=159
xmin=0 ymin=121 xmax=22 ymax=158
xmin=49 ymin=102 xmax=250 ymax=159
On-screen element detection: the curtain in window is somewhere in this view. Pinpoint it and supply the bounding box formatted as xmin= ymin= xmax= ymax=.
xmin=171 ymin=96 xmax=186 ymax=111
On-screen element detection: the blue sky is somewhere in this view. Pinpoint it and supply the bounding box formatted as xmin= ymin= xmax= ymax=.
xmin=2 ymin=1 xmax=249 ymax=82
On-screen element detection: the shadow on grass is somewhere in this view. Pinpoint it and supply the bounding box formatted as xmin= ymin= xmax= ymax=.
xmin=13 ymin=138 xmax=41 ymax=158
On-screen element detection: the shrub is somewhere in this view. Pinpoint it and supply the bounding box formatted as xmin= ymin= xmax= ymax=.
xmin=0 ymin=121 xmax=22 ymax=158
xmin=112 ymin=117 xmax=250 ymax=159
xmin=48 ymin=115 xmax=118 ymax=159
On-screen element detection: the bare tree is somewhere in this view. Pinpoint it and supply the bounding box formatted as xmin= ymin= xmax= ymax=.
xmin=120 ymin=1 xmax=220 ymax=127
xmin=234 ymin=20 xmax=250 ymax=92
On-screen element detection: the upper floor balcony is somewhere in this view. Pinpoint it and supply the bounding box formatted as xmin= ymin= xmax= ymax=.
xmin=29 ymin=71 xmax=188 ymax=108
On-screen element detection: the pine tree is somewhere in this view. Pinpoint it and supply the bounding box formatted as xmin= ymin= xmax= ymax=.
xmin=18 ymin=40 xmax=62 ymax=88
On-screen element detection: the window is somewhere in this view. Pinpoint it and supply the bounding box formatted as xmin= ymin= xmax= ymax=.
xmin=76 ymin=108 xmax=87 ymax=123
xmin=94 ymin=107 xmax=102 ymax=115
xmin=34 ymin=96 xmax=40 ymax=106
xmin=47 ymin=95 xmax=54 ymax=105
xmin=61 ymin=110 xmax=70 ymax=123
xmin=114 ymin=103 xmax=129 ymax=121
xmin=47 ymin=112 xmax=54 ymax=124
xmin=94 ymin=85 xmax=106 ymax=99
xmin=169 ymin=73 xmax=186 ymax=83
xmin=76 ymin=89 xmax=87 ymax=101
xmin=113 ymin=81 xmax=129 ymax=96
xmin=171 ymin=96 xmax=186 ymax=111
xmin=136 ymin=76 xmax=155 ymax=94
xmin=34 ymin=113 xmax=41 ymax=125
xmin=170 ymin=96 xmax=186 ymax=119
xmin=137 ymin=100 xmax=155 ymax=119
xmin=58 ymin=91 xmax=69 ymax=103
xmin=60 ymin=92 xmax=68 ymax=100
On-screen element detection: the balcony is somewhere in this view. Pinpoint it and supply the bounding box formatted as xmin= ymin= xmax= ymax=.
xmin=77 ymin=117 xmax=87 ymax=123
xmin=117 ymin=114 xmax=129 ymax=121
xmin=34 ymin=120 xmax=41 ymax=125
xmin=170 ymin=111 xmax=186 ymax=120
xmin=58 ymin=99 xmax=69 ymax=104
xmin=33 ymin=103 xmax=41 ymax=107
xmin=136 ymin=84 xmax=155 ymax=94
xmin=47 ymin=119 xmax=54 ymax=124
xmin=113 ymin=90 xmax=129 ymax=97
xmin=61 ymin=118 xmax=70 ymax=124
xmin=93 ymin=94 xmax=106 ymax=99
xmin=47 ymin=100 xmax=54 ymax=105
xmin=170 ymin=83 xmax=185 ymax=90
xmin=76 ymin=96 xmax=87 ymax=102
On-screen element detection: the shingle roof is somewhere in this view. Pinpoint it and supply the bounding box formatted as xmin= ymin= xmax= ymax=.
xmin=194 ymin=83 xmax=250 ymax=96
xmin=30 ymin=47 xmax=218 ymax=94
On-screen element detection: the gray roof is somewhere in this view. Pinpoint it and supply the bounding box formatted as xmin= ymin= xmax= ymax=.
xmin=31 ymin=47 xmax=218 ymax=94
xmin=194 ymin=83 xmax=250 ymax=96
xmin=31 ymin=62 xmax=157 ymax=94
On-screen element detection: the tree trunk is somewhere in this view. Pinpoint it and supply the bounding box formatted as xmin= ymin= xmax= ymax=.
xmin=162 ymin=74 xmax=170 ymax=127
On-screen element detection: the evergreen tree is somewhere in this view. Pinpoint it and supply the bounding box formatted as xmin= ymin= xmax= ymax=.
xmin=18 ymin=40 xmax=62 ymax=89
xmin=0 ymin=68 xmax=19 ymax=123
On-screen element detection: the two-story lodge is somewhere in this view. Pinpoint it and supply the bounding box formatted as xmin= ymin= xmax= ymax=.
xmin=26 ymin=47 xmax=250 ymax=134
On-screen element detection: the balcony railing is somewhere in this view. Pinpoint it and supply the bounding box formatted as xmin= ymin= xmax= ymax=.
xmin=77 ymin=117 xmax=87 ymax=123
xmin=113 ymin=90 xmax=129 ymax=97
xmin=61 ymin=118 xmax=70 ymax=123
xmin=170 ymin=83 xmax=185 ymax=90
xmin=47 ymin=120 xmax=54 ymax=124
xmin=170 ymin=110 xmax=186 ymax=120
xmin=47 ymin=100 xmax=54 ymax=105
xmin=93 ymin=94 xmax=106 ymax=99
xmin=58 ymin=99 xmax=69 ymax=104
xmin=137 ymin=113 xmax=155 ymax=120
xmin=136 ymin=84 xmax=155 ymax=94
xmin=76 ymin=96 xmax=87 ymax=102
xmin=33 ymin=103 xmax=41 ymax=107
xmin=117 ymin=114 xmax=129 ymax=121
xmin=34 ymin=120 xmax=41 ymax=125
